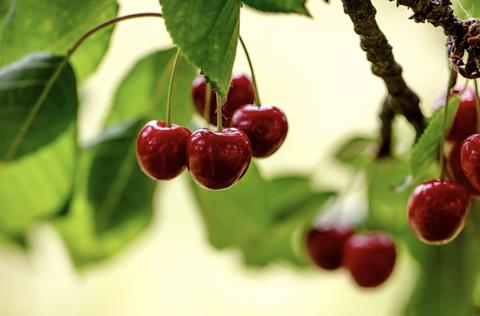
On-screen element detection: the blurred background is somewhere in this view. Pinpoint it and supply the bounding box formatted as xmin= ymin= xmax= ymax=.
xmin=0 ymin=0 xmax=454 ymax=315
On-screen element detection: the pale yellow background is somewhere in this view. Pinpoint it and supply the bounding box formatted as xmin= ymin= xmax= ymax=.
xmin=0 ymin=0 xmax=452 ymax=315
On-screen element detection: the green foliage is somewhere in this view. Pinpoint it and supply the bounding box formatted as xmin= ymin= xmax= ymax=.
xmin=0 ymin=53 xmax=78 ymax=234
xmin=107 ymin=49 xmax=196 ymax=126
xmin=159 ymin=0 xmax=241 ymax=99
xmin=242 ymin=0 xmax=311 ymax=16
xmin=190 ymin=168 xmax=335 ymax=266
xmin=409 ymin=96 xmax=460 ymax=176
xmin=55 ymin=121 xmax=157 ymax=265
xmin=455 ymin=0 xmax=480 ymax=19
xmin=0 ymin=0 xmax=118 ymax=81
xmin=334 ymin=135 xmax=376 ymax=168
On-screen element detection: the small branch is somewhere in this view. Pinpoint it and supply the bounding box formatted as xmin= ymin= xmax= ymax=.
xmin=378 ymin=97 xmax=395 ymax=158
xmin=341 ymin=0 xmax=425 ymax=157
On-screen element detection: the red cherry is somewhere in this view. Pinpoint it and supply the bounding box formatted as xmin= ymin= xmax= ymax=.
xmin=433 ymin=85 xmax=478 ymax=141
xmin=187 ymin=128 xmax=252 ymax=190
xmin=229 ymin=105 xmax=288 ymax=158
xmin=447 ymin=141 xmax=480 ymax=195
xmin=191 ymin=72 xmax=255 ymax=126
xmin=305 ymin=225 xmax=354 ymax=270
xmin=461 ymin=134 xmax=480 ymax=192
xmin=342 ymin=233 xmax=396 ymax=288
xmin=136 ymin=120 xmax=191 ymax=180
xmin=407 ymin=180 xmax=470 ymax=244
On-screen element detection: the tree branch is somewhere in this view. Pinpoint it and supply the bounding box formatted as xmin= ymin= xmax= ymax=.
xmin=341 ymin=0 xmax=425 ymax=157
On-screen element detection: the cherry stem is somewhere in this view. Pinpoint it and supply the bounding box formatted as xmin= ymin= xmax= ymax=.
xmin=67 ymin=12 xmax=163 ymax=58
xmin=166 ymin=49 xmax=181 ymax=127
xmin=216 ymin=95 xmax=223 ymax=131
xmin=239 ymin=35 xmax=261 ymax=107
xmin=204 ymin=83 xmax=212 ymax=127
xmin=439 ymin=67 xmax=457 ymax=180
xmin=475 ymin=80 xmax=480 ymax=116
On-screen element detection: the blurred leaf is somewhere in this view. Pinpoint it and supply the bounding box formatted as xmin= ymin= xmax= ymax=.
xmin=409 ymin=96 xmax=460 ymax=176
xmin=0 ymin=53 xmax=78 ymax=234
xmin=455 ymin=0 xmax=480 ymax=19
xmin=405 ymin=223 xmax=480 ymax=316
xmin=242 ymin=0 xmax=311 ymax=16
xmin=366 ymin=158 xmax=410 ymax=234
xmin=107 ymin=48 xmax=196 ymax=126
xmin=190 ymin=169 xmax=335 ymax=266
xmin=55 ymin=121 xmax=157 ymax=265
xmin=159 ymin=0 xmax=241 ymax=98
xmin=0 ymin=0 xmax=118 ymax=82
xmin=334 ymin=135 xmax=376 ymax=168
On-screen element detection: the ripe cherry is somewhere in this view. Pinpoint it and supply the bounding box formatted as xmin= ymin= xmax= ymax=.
xmin=447 ymin=142 xmax=480 ymax=195
xmin=342 ymin=233 xmax=396 ymax=288
xmin=187 ymin=128 xmax=252 ymax=190
xmin=305 ymin=224 xmax=354 ymax=270
xmin=407 ymin=180 xmax=470 ymax=244
xmin=461 ymin=134 xmax=480 ymax=192
xmin=229 ymin=105 xmax=288 ymax=157
xmin=433 ymin=85 xmax=478 ymax=141
xmin=191 ymin=73 xmax=255 ymax=126
xmin=136 ymin=120 xmax=191 ymax=180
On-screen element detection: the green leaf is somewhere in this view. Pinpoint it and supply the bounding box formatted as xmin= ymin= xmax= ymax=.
xmin=55 ymin=120 xmax=157 ymax=265
xmin=366 ymin=158 xmax=410 ymax=234
xmin=334 ymin=135 xmax=376 ymax=168
xmin=0 ymin=53 xmax=77 ymax=161
xmin=190 ymin=169 xmax=335 ymax=267
xmin=107 ymin=48 xmax=197 ymax=126
xmin=0 ymin=0 xmax=119 ymax=82
xmin=190 ymin=162 xmax=271 ymax=249
xmin=0 ymin=53 xmax=78 ymax=234
xmin=159 ymin=0 xmax=241 ymax=98
xmin=455 ymin=0 xmax=480 ymax=19
xmin=242 ymin=0 xmax=311 ymax=16
xmin=409 ymin=96 xmax=460 ymax=176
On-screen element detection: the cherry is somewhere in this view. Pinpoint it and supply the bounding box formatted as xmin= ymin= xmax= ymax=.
xmin=136 ymin=120 xmax=191 ymax=180
xmin=407 ymin=180 xmax=470 ymax=244
xmin=191 ymin=72 xmax=255 ymax=126
xmin=187 ymin=128 xmax=252 ymax=190
xmin=305 ymin=224 xmax=354 ymax=270
xmin=229 ymin=105 xmax=288 ymax=157
xmin=433 ymin=85 xmax=478 ymax=141
xmin=447 ymin=141 xmax=480 ymax=195
xmin=461 ymin=134 xmax=480 ymax=192
xmin=342 ymin=233 xmax=396 ymax=288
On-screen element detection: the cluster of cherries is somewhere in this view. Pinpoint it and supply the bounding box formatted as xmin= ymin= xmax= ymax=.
xmin=305 ymin=224 xmax=397 ymax=288
xmin=136 ymin=72 xmax=288 ymax=190
xmin=408 ymin=85 xmax=479 ymax=245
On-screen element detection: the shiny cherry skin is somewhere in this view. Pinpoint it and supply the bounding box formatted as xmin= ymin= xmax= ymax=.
xmin=191 ymin=72 xmax=255 ymax=126
xmin=461 ymin=134 xmax=480 ymax=192
xmin=305 ymin=224 xmax=354 ymax=270
xmin=187 ymin=128 xmax=252 ymax=190
xmin=136 ymin=120 xmax=191 ymax=180
xmin=447 ymin=141 xmax=480 ymax=195
xmin=229 ymin=105 xmax=288 ymax=158
xmin=407 ymin=180 xmax=470 ymax=244
xmin=342 ymin=233 xmax=396 ymax=288
xmin=433 ymin=85 xmax=478 ymax=141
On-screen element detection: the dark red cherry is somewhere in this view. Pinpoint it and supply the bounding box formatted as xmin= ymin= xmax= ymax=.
xmin=447 ymin=142 xmax=480 ymax=195
xmin=433 ymin=85 xmax=478 ymax=141
xmin=305 ymin=225 xmax=354 ymax=270
xmin=191 ymin=73 xmax=255 ymax=126
xmin=342 ymin=233 xmax=396 ymax=288
xmin=461 ymin=134 xmax=480 ymax=192
xmin=229 ymin=105 xmax=288 ymax=158
xmin=136 ymin=120 xmax=191 ymax=180
xmin=187 ymin=128 xmax=252 ymax=190
xmin=407 ymin=180 xmax=470 ymax=244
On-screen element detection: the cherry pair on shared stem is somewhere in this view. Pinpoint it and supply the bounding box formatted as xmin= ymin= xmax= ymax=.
xmin=305 ymin=225 xmax=396 ymax=288
xmin=407 ymin=85 xmax=477 ymax=245
xmin=192 ymin=73 xmax=289 ymax=158
xmin=136 ymin=121 xmax=251 ymax=190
